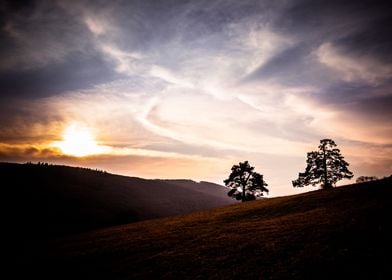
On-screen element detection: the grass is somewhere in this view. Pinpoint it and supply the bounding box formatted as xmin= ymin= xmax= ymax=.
xmin=26 ymin=177 xmax=392 ymax=279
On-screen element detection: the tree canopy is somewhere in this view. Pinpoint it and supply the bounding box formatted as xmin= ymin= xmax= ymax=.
xmin=224 ymin=161 xmax=269 ymax=201
xmin=293 ymin=139 xmax=353 ymax=189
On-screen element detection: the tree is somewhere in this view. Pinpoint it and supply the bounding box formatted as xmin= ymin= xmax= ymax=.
xmin=356 ymin=176 xmax=378 ymax=183
xmin=224 ymin=161 xmax=269 ymax=202
xmin=293 ymin=139 xmax=353 ymax=189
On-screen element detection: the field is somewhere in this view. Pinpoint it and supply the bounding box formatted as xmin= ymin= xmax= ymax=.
xmin=21 ymin=176 xmax=392 ymax=279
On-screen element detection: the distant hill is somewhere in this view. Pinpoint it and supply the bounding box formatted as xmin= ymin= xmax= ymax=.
xmin=39 ymin=177 xmax=391 ymax=279
xmin=1 ymin=162 xmax=236 ymax=237
xmin=156 ymin=179 xmax=231 ymax=200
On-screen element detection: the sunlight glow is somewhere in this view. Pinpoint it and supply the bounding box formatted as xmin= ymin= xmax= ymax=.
xmin=54 ymin=124 xmax=106 ymax=157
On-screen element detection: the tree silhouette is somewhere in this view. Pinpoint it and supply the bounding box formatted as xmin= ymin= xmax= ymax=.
xmin=293 ymin=139 xmax=353 ymax=189
xmin=224 ymin=161 xmax=269 ymax=201
xmin=356 ymin=176 xmax=378 ymax=183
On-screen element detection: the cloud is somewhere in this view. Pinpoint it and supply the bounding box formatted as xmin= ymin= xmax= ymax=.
xmin=137 ymin=86 xmax=320 ymax=156
xmin=84 ymin=15 xmax=108 ymax=36
xmin=0 ymin=0 xmax=391 ymax=196
xmin=0 ymin=52 xmax=121 ymax=98
xmin=150 ymin=65 xmax=194 ymax=88
xmin=0 ymin=1 xmax=123 ymax=98
xmin=316 ymin=42 xmax=392 ymax=84
xmin=0 ymin=142 xmax=227 ymax=183
xmin=0 ymin=0 xmax=92 ymax=70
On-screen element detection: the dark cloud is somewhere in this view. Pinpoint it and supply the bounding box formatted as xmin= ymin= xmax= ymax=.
xmin=332 ymin=14 xmax=392 ymax=63
xmin=1 ymin=0 xmax=87 ymax=68
xmin=238 ymin=0 xmax=392 ymax=118
xmin=0 ymin=52 xmax=122 ymax=98
xmin=241 ymin=44 xmax=323 ymax=86
xmin=0 ymin=0 xmax=124 ymax=98
xmin=276 ymin=0 xmax=390 ymax=33
xmin=0 ymin=98 xmax=60 ymax=144
xmin=0 ymin=143 xmax=62 ymax=162
xmin=0 ymin=0 xmax=390 ymax=110
xmin=274 ymin=0 xmax=392 ymax=63
xmin=0 ymin=0 xmax=38 ymax=17
xmin=318 ymin=80 xmax=392 ymax=104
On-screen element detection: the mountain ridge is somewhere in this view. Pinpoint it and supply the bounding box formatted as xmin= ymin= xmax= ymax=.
xmin=1 ymin=162 xmax=236 ymax=237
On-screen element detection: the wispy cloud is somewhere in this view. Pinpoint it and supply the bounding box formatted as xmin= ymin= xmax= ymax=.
xmin=316 ymin=42 xmax=392 ymax=84
xmin=84 ymin=15 xmax=108 ymax=36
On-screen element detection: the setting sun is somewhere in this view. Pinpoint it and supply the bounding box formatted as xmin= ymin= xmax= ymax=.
xmin=54 ymin=124 xmax=106 ymax=157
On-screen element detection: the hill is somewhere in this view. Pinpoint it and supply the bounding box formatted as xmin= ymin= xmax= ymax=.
xmin=1 ymin=162 xmax=235 ymax=237
xmin=31 ymin=177 xmax=391 ymax=279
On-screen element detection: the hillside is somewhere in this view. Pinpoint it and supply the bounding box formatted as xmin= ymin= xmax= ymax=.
xmin=31 ymin=177 xmax=392 ymax=279
xmin=1 ymin=162 xmax=235 ymax=237
xmin=156 ymin=179 xmax=231 ymax=200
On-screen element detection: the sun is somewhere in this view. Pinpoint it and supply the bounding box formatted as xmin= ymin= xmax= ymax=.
xmin=54 ymin=124 xmax=106 ymax=157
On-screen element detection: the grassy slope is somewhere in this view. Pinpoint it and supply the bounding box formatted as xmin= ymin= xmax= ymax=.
xmin=40 ymin=177 xmax=391 ymax=279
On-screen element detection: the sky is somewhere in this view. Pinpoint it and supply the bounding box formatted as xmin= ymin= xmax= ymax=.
xmin=0 ymin=0 xmax=391 ymax=196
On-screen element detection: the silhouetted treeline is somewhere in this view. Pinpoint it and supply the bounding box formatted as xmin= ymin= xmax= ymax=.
xmin=356 ymin=176 xmax=378 ymax=183
xmin=24 ymin=161 xmax=108 ymax=174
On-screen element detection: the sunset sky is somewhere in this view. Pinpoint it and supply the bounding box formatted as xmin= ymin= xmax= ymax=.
xmin=0 ymin=0 xmax=391 ymax=196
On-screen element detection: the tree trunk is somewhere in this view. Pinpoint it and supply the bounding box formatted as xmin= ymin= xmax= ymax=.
xmin=242 ymin=173 xmax=252 ymax=202
xmin=322 ymin=144 xmax=330 ymax=189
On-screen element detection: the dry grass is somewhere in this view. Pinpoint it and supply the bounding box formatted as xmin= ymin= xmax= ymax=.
xmin=32 ymin=177 xmax=392 ymax=279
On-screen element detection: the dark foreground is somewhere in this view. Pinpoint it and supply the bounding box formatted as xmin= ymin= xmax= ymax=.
xmin=1 ymin=162 xmax=234 ymax=238
xmin=22 ymin=177 xmax=392 ymax=279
